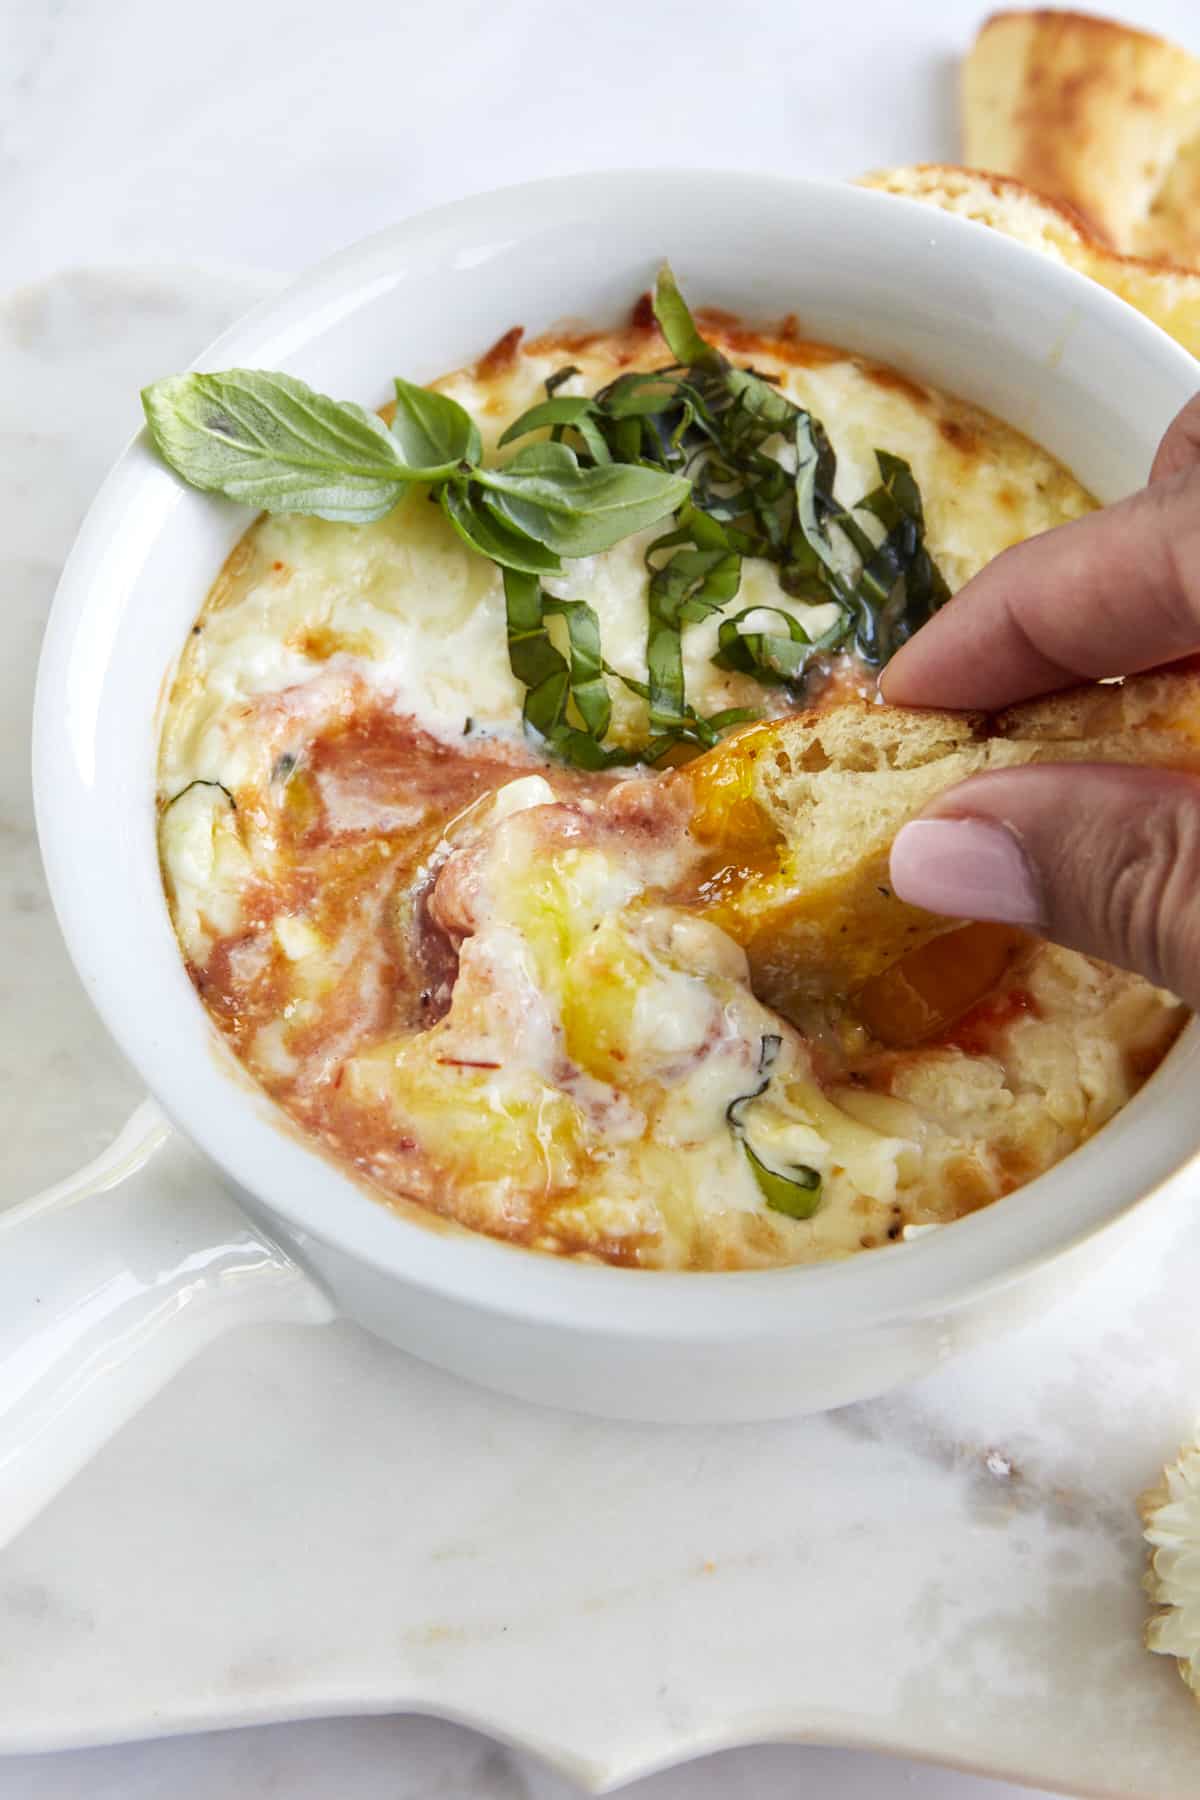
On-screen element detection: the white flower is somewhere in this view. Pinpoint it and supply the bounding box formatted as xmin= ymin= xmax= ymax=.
xmin=1141 ymin=1443 xmax=1200 ymax=1702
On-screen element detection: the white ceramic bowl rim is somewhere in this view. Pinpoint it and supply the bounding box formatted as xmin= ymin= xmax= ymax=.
xmin=33 ymin=168 xmax=1200 ymax=1342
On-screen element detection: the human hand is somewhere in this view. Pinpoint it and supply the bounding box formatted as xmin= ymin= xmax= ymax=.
xmin=882 ymin=394 xmax=1200 ymax=1008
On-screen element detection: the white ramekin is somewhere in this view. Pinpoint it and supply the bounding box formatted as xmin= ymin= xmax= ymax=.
xmin=12 ymin=170 xmax=1200 ymax=1548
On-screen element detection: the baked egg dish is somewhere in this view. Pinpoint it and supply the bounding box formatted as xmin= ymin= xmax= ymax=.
xmin=149 ymin=270 xmax=1188 ymax=1270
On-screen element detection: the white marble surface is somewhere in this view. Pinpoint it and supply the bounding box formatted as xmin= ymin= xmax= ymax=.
xmin=5 ymin=0 xmax=1200 ymax=1794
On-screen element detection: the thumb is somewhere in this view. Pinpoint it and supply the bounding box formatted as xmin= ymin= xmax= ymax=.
xmin=888 ymin=765 xmax=1200 ymax=1007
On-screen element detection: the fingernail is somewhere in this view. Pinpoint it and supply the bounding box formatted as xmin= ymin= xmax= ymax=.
xmin=889 ymin=819 xmax=1045 ymax=927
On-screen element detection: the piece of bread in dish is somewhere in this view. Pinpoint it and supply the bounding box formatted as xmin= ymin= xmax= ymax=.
xmin=859 ymin=163 xmax=1200 ymax=357
xmin=679 ymin=666 xmax=1200 ymax=1008
xmin=962 ymin=9 xmax=1200 ymax=266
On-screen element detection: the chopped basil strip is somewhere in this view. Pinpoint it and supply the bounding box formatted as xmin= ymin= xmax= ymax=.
xmin=789 ymin=412 xmax=843 ymax=581
xmin=644 ymin=516 xmax=742 ymax=734
xmin=744 ymin=1145 xmax=822 ymax=1220
xmin=713 ymin=606 xmax=851 ymax=684
xmin=652 ymin=262 xmax=723 ymax=370
xmin=726 ymin=1035 xmax=822 ymax=1221
xmin=841 ymin=450 xmax=953 ymax=665
xmin=544 ymin=365 xmax=581 ymax=397
xmin=162 ymin=777 xmax=238 ymax=813
xmin=726 ymin=1034 xmax=783 ymax=1132
xmin=504 ymin=571 xmax=638 ymax=768
xmin=605 ymin=663 xmax=758 ymax=758
xmin=542 ymin=597 xmax=611 ymax=740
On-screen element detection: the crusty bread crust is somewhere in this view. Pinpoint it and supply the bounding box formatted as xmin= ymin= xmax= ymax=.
xmin=859 ymin=163 xmax=1200 ymax=356
xmin=962 ymin=9 xmax=1200 ymax=267
xmin=683 ymin=668 xmax=1200 ymax=1005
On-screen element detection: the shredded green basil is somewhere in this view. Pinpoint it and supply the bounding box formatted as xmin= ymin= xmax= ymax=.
xmin=840 ymin=450 xmax=952 ymax=664
xmin=743 ymin=1144 xmax=823 ymax=1219
xmin=644 ymin=509 xmax=742 ymax=736
xmin=604 ymin=663 xmax=757 ymax=759
xmin=713 ymin=606 xmax=851 ymax=685
xmin=501 ymin=266 xmax=950 ymax=763
xmin=503 ymin=571 xmax=639 ymax=769
xmin=726 ymin=1035 xmax=822 ymax=1220
xmin=653 ymin=263 xmax=723 ymax=370
xmin=162 ymin=777 xmax=237 ymax=813
xmin=726 ymin=1033 xmax=783 ymax=1131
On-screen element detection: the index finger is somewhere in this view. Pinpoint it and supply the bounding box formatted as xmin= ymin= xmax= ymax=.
xmin=880 ymin=464 xmax=1200 ymax=711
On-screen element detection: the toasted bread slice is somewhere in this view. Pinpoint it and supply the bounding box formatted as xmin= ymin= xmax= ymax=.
xmin=962 ymin=9 xmax=1200 ymax=266
xmin=859 ymin=163 xmax=1200 ymax=357
xmin=677 ymin=667 xmax=1200 ymax=1006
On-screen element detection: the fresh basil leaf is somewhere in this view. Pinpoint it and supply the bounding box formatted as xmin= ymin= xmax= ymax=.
xmin=390 ymin=376 xmax=481 ymax=478
xmin=497 ymin=395 xmax=611 ymax=466
xmin=496 ymin=441 xmax=584 ymax=476
xmin=478 ymin=441 xmax=689 ymax=557
xmin=499 ymin=396 xmax=597 ymax=445
xmin=440 ymin=484 xmax=561 ymax=574
xmin=652 ymin=264 xmax=723 ymax=371
xmin=744 ymin=1144 xmax=822 ymax=1219
xmin=141 ymin=370 xmax=410 ymax=523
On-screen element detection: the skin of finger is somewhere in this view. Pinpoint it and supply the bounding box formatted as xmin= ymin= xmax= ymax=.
xmin=1151 ymin=390 xmax=1200 ymax=483
xmin=880 ymin=465 xmax=1200 ymax=711
xmin=913 ymin=763 xmax=1200 ymax=1007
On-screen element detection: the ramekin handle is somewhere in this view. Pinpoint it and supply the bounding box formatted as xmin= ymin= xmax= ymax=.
xmin=0 ymin=1101 xmax=333 ymax=1547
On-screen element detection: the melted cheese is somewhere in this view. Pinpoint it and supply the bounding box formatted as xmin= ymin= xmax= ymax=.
xmin=155 ymin=314 xmax=1183 ymax=1271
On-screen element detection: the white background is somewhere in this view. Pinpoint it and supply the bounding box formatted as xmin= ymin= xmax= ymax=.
xmin=5 ymin=0 xmax=1199 ymax=1794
